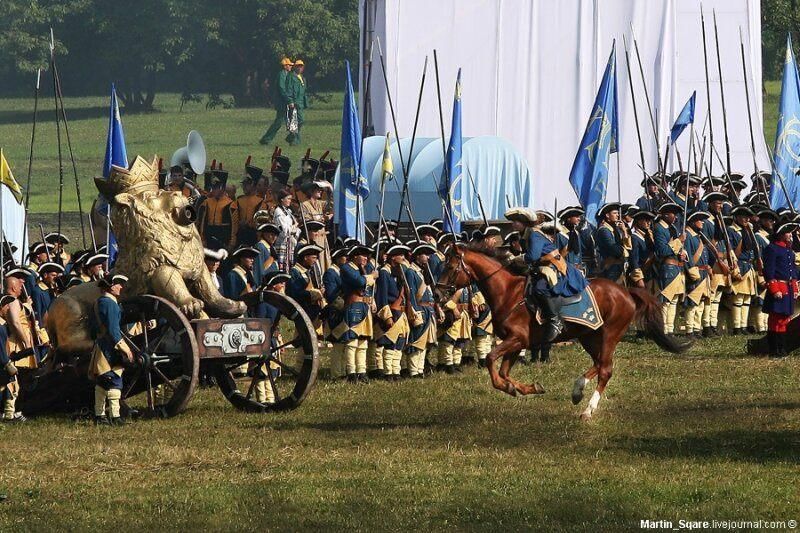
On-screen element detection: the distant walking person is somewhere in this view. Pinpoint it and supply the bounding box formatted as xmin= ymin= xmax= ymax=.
xmin=285 ymin=59 xmax=308 ymax=146
xmin=259 ymin=57 xmax=294 ymax=146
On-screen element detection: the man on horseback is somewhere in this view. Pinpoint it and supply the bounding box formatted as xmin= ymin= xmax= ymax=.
xmin=504 ymin=207 xmax=588 ymax=342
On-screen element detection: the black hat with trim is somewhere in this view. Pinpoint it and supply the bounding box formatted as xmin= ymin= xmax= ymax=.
xmin=99 ymin=272 xmax=129 ymax=289
xmin=411 ymin=242 xmax=437 ymax=256
xmin=386 ymin=244 xmax=411 ymax=257
xmin=701 ymin=191 xmax=728 ymax=203
xmin=44 ymin=232 xmax=70 ymax=245
xmin=331 ymin=247 xmax=349 ymax=261
xmin=347 ymin=244 xmax=372 ymax=258
xmin=596 ymin=202 xmax=622 ymax=220
xmin=632 ymin=210 xmax=656 ymax=221
xmin=658 ymin=202 xmax=683 ymax=215
xmin=231 ymin=246 xmax=260 ymax=260
xmin=756 ymin=208 xmax=778 ymax=221
xmin=296 ymin=244 xmax=323 ymax=259
xmin=482 ymin=225 xmax=502 ymax=237
xmin=504 ymin=231 xmax=520 ymax=244
xmin=261 ymin=271 xmax=291 ymax=287
xmin=558 ymin=206 xmax=585 ymax=220
xmin=731 ymin=205 xmax=754 ymax=218
xmin=257 ymin=223 xmax=281 ymax=235
xmin=38 ymin=262 xmax=65 ymax=276
xmin=84 ymin=253 xmax=109 ymax=268
xmin=687 ymin=210 xmax=711 ymax=224
xmin=775 ymin=221 xmax=799 ymax=235
xmin=303 ymin=220 xmax=325 ymax=233
xmin=416 ymin=224 xmax=439 ymax=237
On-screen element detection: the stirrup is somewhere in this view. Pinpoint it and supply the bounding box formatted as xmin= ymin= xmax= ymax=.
xmin=543 ymin=318 xmax=564 ymax=343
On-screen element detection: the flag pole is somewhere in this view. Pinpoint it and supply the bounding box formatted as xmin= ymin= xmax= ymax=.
xmin=465 ymin=167 xmax=488 ymax=228
xmin=623 ymin=36 xmax=651 ymax=210
xmin=432 ymin=50 xmax=458 ymax=242
xmin=21 ymin=68 xmax=41 ymax=263
xmin=375 ymin=38 xmax=408 ymax=179
xmin=374 ymin=133 xmax=391 ymax=262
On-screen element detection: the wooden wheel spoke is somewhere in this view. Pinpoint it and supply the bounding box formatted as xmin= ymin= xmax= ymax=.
xmin=151 ymin=366 xmax=178 ymax=393
xmin=267 ymin=367 xmax=281 ymax=404
xmin=273 ymin=337 xmax=300 ymax=352
xmin=122 ymin=368 xmax=142 ymax=399
xmin=268 ymin=356 xmax=299 ymax=377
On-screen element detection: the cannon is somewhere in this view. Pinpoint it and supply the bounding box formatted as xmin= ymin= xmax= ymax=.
xmin=18 ymin=288 xmax=319 ymax=418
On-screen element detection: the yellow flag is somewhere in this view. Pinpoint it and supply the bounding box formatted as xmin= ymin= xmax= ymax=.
xmin=0 ymin=149 xmax=23 ymax=204
xmin=381 ymin=133 xmax=393 ymax=182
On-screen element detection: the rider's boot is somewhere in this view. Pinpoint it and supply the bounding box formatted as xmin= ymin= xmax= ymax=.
xmin=534 ymin=292 xmax=564 ymax=343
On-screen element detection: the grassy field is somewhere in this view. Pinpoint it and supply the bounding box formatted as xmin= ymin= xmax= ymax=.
xmin=0 ymin=335 xmax=797 ymax=530
xmin=0 ymin=92 xmax=345 ymax=214
xmin=0 ymin=81 xmax=785 ymax=216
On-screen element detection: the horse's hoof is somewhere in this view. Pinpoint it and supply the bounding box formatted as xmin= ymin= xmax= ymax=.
xmin=579 ymin=412 xmax=593 ymax=422
xmin=532 ymin=382 xmax=546 ymax=394
xmin=571 ymin=388 xmax=584 ymax=405
xmin=507 ymin=383 xmax=518 ymax=396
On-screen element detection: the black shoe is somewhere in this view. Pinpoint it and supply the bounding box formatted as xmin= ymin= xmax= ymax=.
xmin=367 ymin=369 xmax=383 ymax=379
xmin=460 ymin=357 xmax=475 ymax=366
xmin=635 ymin=330 xmax=646 ymax=339
xmin=453 ymin=365 xmax=463 ymax=373
xmin=435 ymin=364 xmax=447 ymax=373
xmin=411 ymin=373 xmax=424 ymax=379
xmin=94 ymin=416 xmax=111 ymax=426
xmin=357 ymin=373 xmax=370 ymax=384
xmin=543 ymin=318 xmax=564 ymax=343
xmin=110 ymin=417 xmax=126 ymax=426
xmin=477 ymin=359 xmax=487 ymax=369
xmin=400 ymin=368 xmax=411 ymax=378
xmin=347 ymin=373 xmax=358 ymax=383
xmin=711 ymin=327 xmax=721 ymax=337
xmin=444 ymin=364 xmax=456 ymax=375
xmin=746 ymin=325 xmax=757 ymax=334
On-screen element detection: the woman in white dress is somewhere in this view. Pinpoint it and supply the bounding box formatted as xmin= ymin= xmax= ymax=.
xmin=272 ymin=189 xmax=300 ymax=272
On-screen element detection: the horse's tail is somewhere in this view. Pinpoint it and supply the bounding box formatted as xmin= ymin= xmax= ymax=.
xmin=628 ymin=287 xmax=692 ymax=353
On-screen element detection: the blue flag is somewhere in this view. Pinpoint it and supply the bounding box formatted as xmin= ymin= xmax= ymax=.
xmin=569 ymin=44 xmax=619 ymax=223
xmin=338 ymin=61 xmax=368 ymax=242
xmin=439 ymin=68 xmax=463 ymax=234
xmin=670 ymin=91 xmax=696 ymax=144
xmin=100 ymin=83 xmax=127 ymax=265
xmin=103 ymin=83 xmax=128 ymax=178
xmin=770 ymin=35 xmax=800 ymax=209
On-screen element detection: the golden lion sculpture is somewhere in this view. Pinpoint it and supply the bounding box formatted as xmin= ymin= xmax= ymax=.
xmin=46 ymin=156 xmax=246 ymax=354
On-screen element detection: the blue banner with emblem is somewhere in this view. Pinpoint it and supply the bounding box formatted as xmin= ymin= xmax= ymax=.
xmin=770 ymin=35 xmax=800 ymax=209
xmin=99 ymin=83 xmax=127 ymax=264
xmin=439 ymin=68 xmax=463 ymax=234
xmin=338 ymin=60 xmax=368 ymax=242
xmin=568 ymin=43 xmax=618 ymax=223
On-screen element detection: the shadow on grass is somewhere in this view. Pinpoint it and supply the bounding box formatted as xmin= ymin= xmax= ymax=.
xmin=613 ymin=429 xmax=800 ymax=463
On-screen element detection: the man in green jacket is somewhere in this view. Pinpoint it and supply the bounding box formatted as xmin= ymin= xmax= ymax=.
xmin=259 ymin=57 xmax=294 ymax=145
xmin=285 ymin=59 xmax=309 ymax=145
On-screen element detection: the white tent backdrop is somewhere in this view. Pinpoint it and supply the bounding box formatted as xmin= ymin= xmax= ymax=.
xmin=361 ymin=0 xmax=767 ymax=211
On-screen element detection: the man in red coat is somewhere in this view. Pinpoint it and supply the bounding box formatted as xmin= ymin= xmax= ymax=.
xmin=762 ymin=221 xmax=799 ymax=358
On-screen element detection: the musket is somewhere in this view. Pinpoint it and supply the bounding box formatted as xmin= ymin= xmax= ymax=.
xmin=505 ymin=194 xmax=511 ymax=209
xmin=466 ymin=167 xmax=488 ymax=228
xmin=39 ymin=224 xmax=52 ymax=263
xmin=20 ymin=68 xmax=41 ymax=262
xmin=397 ymin=56 xmax=428 ymax=223
xmin=712 ymin=9 xmax=732 ymax=176
xmin=630 ymin=23 xmax=664 ymax=173
xmin=623 ymin=36 xmax=651 ymax=211
xmin=739 ymin=26 xmax=770 ymax=205
xmin=700 ymin=4 xmax=716 ymax=177
xmin=88 ymin=213 xmax=98 ymax=253
xmin=387 ymin=175 xmax=439 ymax=288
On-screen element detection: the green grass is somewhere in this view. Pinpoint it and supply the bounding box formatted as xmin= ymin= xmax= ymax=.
xmin=0 ymin=336 xmax=798 ymax=531
xmin=0 ymin=92 xmax=345 ymax=213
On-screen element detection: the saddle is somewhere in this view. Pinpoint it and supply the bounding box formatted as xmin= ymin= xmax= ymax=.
xmin=523 ymin=276 xmax=581 ymax=315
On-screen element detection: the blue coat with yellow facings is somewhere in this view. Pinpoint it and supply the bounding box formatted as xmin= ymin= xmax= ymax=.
xmin=337 ymin=262 xmax=374 ymax=341
xmin=375 ymin=265 xmax=407 ymax=349
xmin=629 ymin=229 xmax=653 ymax=282
xmin=405 ymin=263 xmax=436 ymax=350
xmin=525 ymin=228 xmax=587 ymax=297
xmin=322 ymin=264 xmax=344 ymax=340
xmin=595 ymin=221 xmax=627 ymax=281
xmin=652 ymin=218 xmax=684 ymax=298
xmin=726 ymin=224 xmax=756 ymax=275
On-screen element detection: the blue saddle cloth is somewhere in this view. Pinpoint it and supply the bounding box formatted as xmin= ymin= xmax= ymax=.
xmin=536 ymin=286 xmax=604 ymax=330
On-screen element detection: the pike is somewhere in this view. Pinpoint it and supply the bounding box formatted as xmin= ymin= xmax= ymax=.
xmin=39 ymin=224 xmax=52 ymax=263
xmin=356 ymin=38 xmax=376 ymax=239
xmin=433 ymin=49 xmax=459 ymax=243
xmin=20 ymin=68 xmax=41 ymax=263
xmin=630 ymin=23 xmax=664 ymax=173
xmin=700 ymin=4 xmax=716 ymax=177
xmin=738 ymin=26 xmax=770 ymax=204
xmin=88 ymin=213 xmax=98 ymax=253
xmin=712 ymin=9 xmax=732 ymax=176
xmin=376 ymin=38 xmax=408 ymax=180
xmin=374 ymin=133 xmax=393 ymax=262
xmin=623 ymin=36 xmax=651 ymax=210
xmin=396 ymin=56 xmax=428 ymax=223
xmin=465 ymin=167 xmax=488 ymax=228
xmin=49 ymin=29 xmax=66 ymax=258
xmin=388 ymin=175 xmax=439 ymax=286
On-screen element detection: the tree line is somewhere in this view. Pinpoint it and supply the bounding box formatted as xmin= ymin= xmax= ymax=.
xmin=0 ymin=0 xmax=358 ymax=110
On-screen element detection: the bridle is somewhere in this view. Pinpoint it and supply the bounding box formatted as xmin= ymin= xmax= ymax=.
xmin=436 ymin=247 xmax=506 ymax=293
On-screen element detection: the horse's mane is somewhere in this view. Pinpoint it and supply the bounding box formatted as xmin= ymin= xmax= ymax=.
xmin=462 ymin=242 xmax=528 ymax=276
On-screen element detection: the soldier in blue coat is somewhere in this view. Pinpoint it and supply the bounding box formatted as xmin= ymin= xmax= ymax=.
xmin=375 ymin=244 xmax=413 ymax=380
xmin=762 ymin=221 xmax=799 ymax=357
xmin=224 ymin=246 xmax=259 ymax=300
xmin=322 ymin=247 xmax=347 ymax=379
xmin=594 ymin=203 xmax=631 ymax=284
xmin=88 ymin=273 xmax=133 ymax=426
xmin=557 ymin=206 xmax=586 ymax=273
xmin=628 ymin=210 xmax=655 ymax=288
xmin=250 ymin=271 xmax=290 ymax=404
xmin=31 ymin=261 xmax=63 ymax=323
xmin=750 ymin=207 xmax=777 ymax=333
xmin=652 ymin=202 xmax=686 ymax=334
xmin=405 ymin=242 xmax=438 ymax=377
xmin=253 ymin=223 xmax=280 ymax=287
xmin=338 ymin=244 xmax=377 ymax=382
xmin=683 ymin=211 xmax=713 ymax=337
xmin=506 ymin=207 xmax=587 ymax=342
xmin=287 ymin=244 xmax=326 ymax=324
xmin=727 ymin=205 xmax=758 ymax=335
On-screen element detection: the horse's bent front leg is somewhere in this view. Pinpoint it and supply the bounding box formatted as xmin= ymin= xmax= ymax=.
xmin=486 ymin=337 xmax=523 ymax=396
xmin=499 ymin=353 xmax=545 ymax=396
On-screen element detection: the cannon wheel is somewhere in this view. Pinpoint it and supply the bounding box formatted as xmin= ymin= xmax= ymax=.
xmin=214 ymin=291 xmax=319 ymax=412
xmin=120 ymin=295 xmax=199 ymax=418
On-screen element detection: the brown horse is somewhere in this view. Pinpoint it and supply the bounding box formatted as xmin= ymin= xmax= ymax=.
xmin=437 ymin=244 xmax=689 ymax=420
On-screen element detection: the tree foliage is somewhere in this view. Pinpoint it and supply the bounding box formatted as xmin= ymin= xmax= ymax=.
xmin=0 ymin=0 xmax=358 ymax=110
xmin=762 ymin=0 xmax=800 ymax=79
